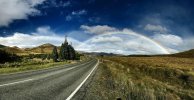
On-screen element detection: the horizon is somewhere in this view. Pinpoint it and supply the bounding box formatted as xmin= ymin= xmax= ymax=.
xmin=0 ymin=0 xmax=194 ymax=55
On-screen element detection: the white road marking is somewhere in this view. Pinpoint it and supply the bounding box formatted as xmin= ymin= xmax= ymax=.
xmin=66 ymin=59 xmax=99 ymax=100
xmin=0 ymin=79 xmax=34 ymax=87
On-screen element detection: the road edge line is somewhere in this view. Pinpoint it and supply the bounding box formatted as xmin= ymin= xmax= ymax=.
xmin=66 ymin=59 xmax=99 ymax=100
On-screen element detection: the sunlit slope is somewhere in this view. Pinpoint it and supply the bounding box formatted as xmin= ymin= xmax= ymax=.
xmin=0 ymin=43 xmax=58 ymax=55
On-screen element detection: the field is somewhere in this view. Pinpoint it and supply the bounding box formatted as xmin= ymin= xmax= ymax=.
xmin=83 ymin=56 xmax=194 ymax=100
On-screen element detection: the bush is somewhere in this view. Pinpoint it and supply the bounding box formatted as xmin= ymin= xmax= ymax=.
xmin=0 ymin=49 xmax=20 ymax=63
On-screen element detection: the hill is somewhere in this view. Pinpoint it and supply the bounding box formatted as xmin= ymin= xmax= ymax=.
xmin=169 ymin=49 xmax=194 ymax=58
xmin=24 ymin=43 xmax=56 ymax=54
xmin=0 ymin=44 xmax=6 ymax=48
xmin=125 ymin=49 xmax=194 ymax=58
xmin=0 ymin=46 xmax=26 ymax=54
xmin=0 ymin=43 xmax=57 ymax=55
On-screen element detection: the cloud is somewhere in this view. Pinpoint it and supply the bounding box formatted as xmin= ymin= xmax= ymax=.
xmin=78 ymin=25 xmax=194 ymax=54
xmin=144 ymin=24 xmax=168 ymax=33
xmin=72 ymin=10 xmax=87 ymax=15
xmin=65 ymin=15 xmax=72 ymax=21
xmin=27 ymin=0 xmax=45 ymax=6
xmin=1 ymin=24 xmax=193 ymax=55
xmin=77 ymin=32 xmax=169 ymax=55
xmin=77 ymin=26 xmax=172 ymax=54
xmin=60 ymin=1 xmax=71 ymax=7
xmin=88 ymin=17 xmax=101 ymax=23
xmin=152 ymin=34 xmax=183 ymax=46
xmin=0 ymin=0 xmax=45 ymax=27
xmin=91 ymin=36 xmax=123 ymax=43
xmin=0 ymin=26 xmax=81 ymax=48
xmin=41 ymin=1 xmax=70 ymax=9
xmin=181 ymin=38 xmax=194 ymax=51
xmin=32 ymin=26 xmax=55 ymax=36
xmin=151 ymin=33 xmax=194 ymax=53
xmin=80 ymin=25 xmax=117 ymax=34
xmin=65 ymin=9 xmax=87 ymax=21
xmin=151 ymin=33 xmax=184 ymax=53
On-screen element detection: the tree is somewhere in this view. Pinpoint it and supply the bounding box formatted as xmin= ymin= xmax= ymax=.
xmin=68 ymin=45 xmax=76 ymax=60
xmin=52 ymin=46 xmax=58 ymax=62
xmin=59 ymin=43 xmax=65 ymax=60
xmin=59 ymin=36 xmax=77 ymax=60
xmin=64 ymin=43 xmax=69 ymax=60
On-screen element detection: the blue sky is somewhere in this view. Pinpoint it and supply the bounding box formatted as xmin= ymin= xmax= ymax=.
xmin=0 ymin=0 xmax=194 ymax=55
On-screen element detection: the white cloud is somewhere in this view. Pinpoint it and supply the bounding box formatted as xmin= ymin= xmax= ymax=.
xmin=77 ymin=26 xmax=172 ymax=55
xmin=144 ymin=24 xmax=168 ymax=33
xmin=181 ymin=38 xmax=194 ymax=51
xmin=72 ymin=10 xmax=87 ymax=15
xmin=91 ymin=36 xmax=123 ymax=43
xmin=80 ymin=25 xmax=117 ymax=34
xmin=151 ymin=33 xmax=183 ymax=53
xmin=0 ymin=26 xmax=81 ymax=48
xmin=78 ymin=25 xmax=194 ymax=54
xmin=152 ymin=33 xmax=194 ymax=53
xmin=32 ymin=26 xmax=55 ymax=36
xmin=152 ymin=34 xmax=183 ymax=46
xmin=77 ymin=32 xmax=170 ymax=55
xmin=65 ymin=9 xmax=87 ymax=21
xmin=0 ymin=0 xmax=45 ymax=27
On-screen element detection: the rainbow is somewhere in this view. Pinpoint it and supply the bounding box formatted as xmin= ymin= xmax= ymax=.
xmin=121 ymin=29 xmax=170 ymax=54
xmin=78 ymin=29 xmax=170 ymax=54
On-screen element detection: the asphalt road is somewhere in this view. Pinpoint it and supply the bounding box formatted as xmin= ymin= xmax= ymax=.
xmin=0 ymin=58 xmax=99 ymax=100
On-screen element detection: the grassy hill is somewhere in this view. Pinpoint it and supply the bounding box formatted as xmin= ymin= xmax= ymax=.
xmin=0 ymin=46 xmax=26 ymax=54
xmin=126 ymin=49 xmax=194 ymax=58
xmin=0 ymin=43 xmax=57 ymax=55
xmin=170 ymin=49 xmax=194 ymax=58
xmin=25 ymin=43 xmax=56 ymax=54
xmin=0 ymin=44 xmax=6 ymax=48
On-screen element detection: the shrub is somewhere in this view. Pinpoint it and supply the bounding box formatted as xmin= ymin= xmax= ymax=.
xmin=0 ymin=49 xmax=20 ymax=63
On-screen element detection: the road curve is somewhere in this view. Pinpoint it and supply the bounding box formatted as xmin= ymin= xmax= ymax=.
xmin=0 ymin=58 xmax=99 ymax=100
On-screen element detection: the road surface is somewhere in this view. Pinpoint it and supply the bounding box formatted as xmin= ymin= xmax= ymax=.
xmin=0 ymin=58 xmax=99 ymax=100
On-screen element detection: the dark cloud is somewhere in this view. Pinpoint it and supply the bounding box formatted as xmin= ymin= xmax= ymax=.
xmin=0 ymin=0 xmax=194 ymax=37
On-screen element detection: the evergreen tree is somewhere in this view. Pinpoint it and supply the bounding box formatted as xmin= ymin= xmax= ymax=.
xmin=68 ymin=45 xmax=76 ymax=60
xmin=59 ymin=36 xmax=77 ymax=60
xmin=52 ymin=46 xmax=58 ymax=62
xmin=64 ymin=43 xmax=69 ymax=60
xmin=59 ymin=43 xmax=65 ymax=60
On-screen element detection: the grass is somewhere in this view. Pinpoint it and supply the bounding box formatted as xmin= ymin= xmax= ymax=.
xmin=0 ymin=59 xmax=73 ymax=74
xmin=83 ymin=56 xmax=194 ymax=100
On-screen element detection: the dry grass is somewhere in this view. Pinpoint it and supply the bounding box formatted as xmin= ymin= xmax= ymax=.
xmin=83 ymin=56 xmax=194 ymax=100
xmin=0 ymin=58 xmax=71 ymax=74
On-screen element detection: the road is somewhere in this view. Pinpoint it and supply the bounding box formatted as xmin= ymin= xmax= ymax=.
xmin=0 ymin=58 xmax=99 ymax=100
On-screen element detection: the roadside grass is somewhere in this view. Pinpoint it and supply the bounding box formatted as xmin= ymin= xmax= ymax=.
xmin=0 ymin=55 xmax=87 ymax=75
xmin=84 ymin=56 xmax=194 ymax=100
xmin=0 ymin=59 xmax=72 ymax=74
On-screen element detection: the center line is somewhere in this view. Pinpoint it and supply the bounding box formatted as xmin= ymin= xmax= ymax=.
xmin=0 ymin=79 xmax=34 ymax=87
